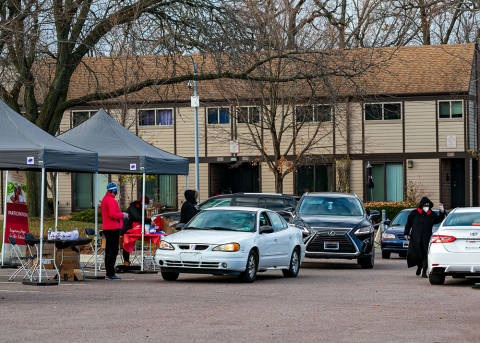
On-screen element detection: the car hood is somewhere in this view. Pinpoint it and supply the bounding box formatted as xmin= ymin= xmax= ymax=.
xmin=164 ymin=229 xmax=254 ymax=244
xmin=296 ymin=215 xmax=370 ymax=230
xmin=385 ymin=226 xmax=406 ymax=234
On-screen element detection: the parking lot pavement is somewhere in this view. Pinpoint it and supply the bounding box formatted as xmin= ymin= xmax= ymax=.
xmin=0 ymin=256 xmax=478 ymax=343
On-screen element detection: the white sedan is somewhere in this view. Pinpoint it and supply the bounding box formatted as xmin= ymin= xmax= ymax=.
xmin=428 ymin=207 xmax=480 ymax=285
xmin=155 ymin=207 xmax=306 ymax=283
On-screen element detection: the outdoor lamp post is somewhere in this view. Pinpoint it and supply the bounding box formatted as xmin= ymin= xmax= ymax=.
xmin=183 ymin=51 xmax=200 ymax=201
xmin=366 ymin=161 xmax=374 ymax=201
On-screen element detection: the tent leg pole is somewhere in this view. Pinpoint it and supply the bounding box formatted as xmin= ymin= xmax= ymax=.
xmin=94 ymin=172 xmax=98 ymax=277
xmin=55 ymin=172 xmax=59 ymax=231
xmin=39 ymin=167 xmax=45 ymax=283
xmin=141 ymin=173 xmax=145 ymax=272
xmin=2 ymin=170 xmax=9 ymax=266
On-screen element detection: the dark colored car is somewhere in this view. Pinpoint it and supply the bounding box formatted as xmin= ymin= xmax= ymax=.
xmin=381 ymin=208 xmax=442 ymax=259
xmin=153 ymin=193 xmax=297 ymax=223
xmin=287 ymin=192 xmax=379 ymax=269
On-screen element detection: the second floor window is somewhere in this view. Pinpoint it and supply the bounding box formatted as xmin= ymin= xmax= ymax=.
xmin=365 ymin=103 xmax=401 ymax=121
xmin=72 ymin=110 xmax=96 ymax=127
xmin=139 ymin=109 xmax=174 ymax=126
xmin=237 ymin=106 xmax=260 ymax=124
xmin=296 ymin=105 xmax=332 ymax=123
xmin=439 ymin=101 xmax=463 ymax=119
xmin=208 ymin=107 xmax=230 ymax=124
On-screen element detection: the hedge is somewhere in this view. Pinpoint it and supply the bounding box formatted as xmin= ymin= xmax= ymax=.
xmin=70 ymin=209 xmax=102 ymax=223
xmin=364 ymin=201 xmax=418 ymax=225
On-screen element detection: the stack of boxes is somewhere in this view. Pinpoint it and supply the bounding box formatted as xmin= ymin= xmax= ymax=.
xmin=31 ymin=241 xmax=83 ymax=281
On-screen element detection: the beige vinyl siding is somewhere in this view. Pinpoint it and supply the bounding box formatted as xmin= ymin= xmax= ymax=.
xmin=283 ymin=172 xmax=294 ymax=195
xmin=364 ymin=121 xmax=403 ymax=153
xmin=347 ymin=103 xmax=363 ymax=154
xmin=261 ymin=164 xmax=276 ymax=193
xmin=405 ymin=101 xmax=436 ymax=152
xmin=296 ymin=123 xmax=334 ymax=156
xmin=406 ymin=159 xmax=439 ymax=205
xmin=59 ymin=110 xmax=71 ymax=134
xmin=350 ymin=159 xmax=364 ymax=199
xmin=176 ymin=163 xmax=209 ymax=204
xmin=177 ymin=107 xmax=206 ymax=158
xmin=438 ymin=119 xmax=464 ymax=152
xmin=138 ymin=108 xmax=175 ymax=154
xmin=334 ymin=103 xmax=347 ymax=154
xmin=57 ymin=173 xmax=72 ymax=216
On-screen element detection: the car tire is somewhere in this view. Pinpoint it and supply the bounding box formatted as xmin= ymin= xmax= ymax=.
xmin=429 ymin=272 xmax=446 ymax=285
xmin=398 ymin=251 xmax=407 ymax=258
xmin=161 ymin=271 xmax=179 ymax=281
xmin=238 ymin=250 xmax=258 ymax=283
xmin=381 ymin=250 xmax=391 ymax=259
xmin=358 ymin=250 xmax=375 ymax=269
xmin=282 ymin=248 xmax=300 ymax=278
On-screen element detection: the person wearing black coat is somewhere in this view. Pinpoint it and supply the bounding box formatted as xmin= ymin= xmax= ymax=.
xmin=120 ymin=196 xmax=152 ymax=266
xmin=180 ymin=190 xmax=198 ymax=224
xmin=404 ymin=197 xmax=446 ymax=278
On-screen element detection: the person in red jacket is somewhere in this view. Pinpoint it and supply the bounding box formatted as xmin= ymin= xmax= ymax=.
xmin=101 ymin=182 xmax=128 ymax=280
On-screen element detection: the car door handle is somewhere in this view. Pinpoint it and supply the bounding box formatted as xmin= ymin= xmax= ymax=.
xmin=274 ymin=237 xmax=278 ymax=242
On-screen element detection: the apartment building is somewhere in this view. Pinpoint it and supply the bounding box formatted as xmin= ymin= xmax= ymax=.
xmin=46 ymin=43 xmax=479 ymax=215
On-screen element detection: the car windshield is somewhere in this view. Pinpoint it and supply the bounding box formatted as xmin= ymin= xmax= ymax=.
xmin=198 ymin=197 xmax=233 ymax=211
xmin=298 ymin=196 xmax=364 ymax=216
xmin=442 ymin=212 xmax=480 ymax=227
xmin=390 ymin=210 xmax=441 ymax=227
xmin=185 ymin=210 xmax=256 ymax=232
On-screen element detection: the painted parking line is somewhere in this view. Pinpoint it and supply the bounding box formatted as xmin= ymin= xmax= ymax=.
xmin=0 ymin=290 xmax=40 ymax=293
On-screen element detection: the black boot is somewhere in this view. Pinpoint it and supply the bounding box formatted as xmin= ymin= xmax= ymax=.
xmin=416 ymin=266 xmax=422 ymax=276
xmin=421 ymin=269 xmax=427 ymax=278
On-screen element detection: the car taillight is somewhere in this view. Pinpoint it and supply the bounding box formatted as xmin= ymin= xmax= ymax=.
xmin=430 ymin=235 xmax=456 ymax=243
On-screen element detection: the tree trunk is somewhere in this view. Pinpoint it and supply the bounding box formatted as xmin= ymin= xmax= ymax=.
xmin=26 ymin=171 xmax=51 ymax=218
xmin=274 ymin=170 xmax=284 ymax=193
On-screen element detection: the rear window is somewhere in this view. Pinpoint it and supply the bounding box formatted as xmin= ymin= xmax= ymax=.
xmin=265 ymin=198 xmax=285 ymax=211
xmin=198 ymin=197 xmax=233 ymax=211
xmin=443 ymin=212 xmax=480 ymax=227
xmin=235 ymin=197 xmax=260 ymax=207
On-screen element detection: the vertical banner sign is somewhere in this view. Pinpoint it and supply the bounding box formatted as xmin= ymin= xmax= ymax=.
xmin=5 ymin=171 xmax=29 ymax=245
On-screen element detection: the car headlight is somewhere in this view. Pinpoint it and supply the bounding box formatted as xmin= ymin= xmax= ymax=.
xmin=354 ymin=226 xmax=373 ymax=235
xmin=159 ymin=241 xmax=175 ymax=250
xmin=291 ymin=224 xmax=310 ymax=234
xmin=382 ymin=232 xmax=396 ymax=239
xmin=212 ymin=243 xmax=240 ymax=252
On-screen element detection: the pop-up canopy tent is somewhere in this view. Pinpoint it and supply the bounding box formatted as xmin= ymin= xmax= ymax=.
xmin=0 ymin=100 xmax=98 ymax=282
xmin=57 ymin=109 xmax=189 ymax=271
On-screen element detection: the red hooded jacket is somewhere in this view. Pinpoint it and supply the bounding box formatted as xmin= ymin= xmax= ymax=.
xmin=101 ymin=192 xmax=123 ymax=230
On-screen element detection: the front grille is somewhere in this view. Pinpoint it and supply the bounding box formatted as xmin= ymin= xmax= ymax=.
xmin=307 ymin=228 xmax=356 ymax=253
xmin=397 ymin=234 xmax=406 ymax=240
xmin=195 ymin=245 xmax=209 ymax=251
xmin=177 ymin=245 xmax=209 ymax=251
xmin=165 ymin=260 xmax=220 ymax=268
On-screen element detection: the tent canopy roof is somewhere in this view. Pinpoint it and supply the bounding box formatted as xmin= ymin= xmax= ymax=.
xmin=57 ymin=109 xmax=189 ymax=175
xmin=0 ymin=100 xmax=98 ymax=172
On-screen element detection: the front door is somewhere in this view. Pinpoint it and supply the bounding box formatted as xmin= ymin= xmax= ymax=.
xmin=451 ymin=159 xmax=465 ymax=208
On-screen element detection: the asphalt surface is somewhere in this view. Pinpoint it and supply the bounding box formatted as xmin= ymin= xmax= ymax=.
xmin=0 ymin=254 xmax=478 ymax=343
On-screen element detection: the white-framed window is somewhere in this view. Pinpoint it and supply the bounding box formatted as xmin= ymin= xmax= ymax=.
xmin=138 ymin=108 xmax=174 ymax=126
xmin=237 ymin=106 xmax=260 ymax=124
xmin=296 ymin=104 xmax=332 ymax=123
xmin=72 ymin=110 xmax=96 ymax=127
xmin=207 ymin=107 xmax=230 ymax=125
xmin=364 ymin=103 xmax=401 ymax=121
xmin=438 ymin=100 xmax=463 ymax=119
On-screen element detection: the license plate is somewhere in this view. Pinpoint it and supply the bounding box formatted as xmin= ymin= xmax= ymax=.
xmin=403 ymin=241 xmax=409 ymax=248
xmin=324 ymin=242 xmax=339 ymax=250
xmin=465 ymin=240 xmax=480 ymax=250
xmin=180 ymin=252 xmax=201 ymax=262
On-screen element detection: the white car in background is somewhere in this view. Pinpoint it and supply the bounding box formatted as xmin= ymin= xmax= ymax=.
xmin=428 ymin=208 xmax=480 ymax=285
xmin=155 ymin=207 xmax=305 ymax=283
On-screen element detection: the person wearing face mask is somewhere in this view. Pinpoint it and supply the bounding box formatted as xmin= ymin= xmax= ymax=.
xmin=101 ymin=182 xmax=129 ymax=280
xmin=120 ymin=196 xmax=152 ymax=266
xmin=404 ymin=197 xmax=446 ymax=278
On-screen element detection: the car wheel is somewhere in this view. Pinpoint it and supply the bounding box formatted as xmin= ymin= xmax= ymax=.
xmin=238 ymin=250 xmax=258 ymax=283
xmin=398 ymin=251 xmax=407 ymax=258
xmin=282 ymin=248 xmax=300 ymax=278
xmin=429 ymin=272 xmax=446 ymax=285
xmin=161 ymin=271 xmax=179 ymax=281
xmin=358 ymin=250 xmax=375 ymax=269
xmin=381 ymin=250 xmax=391 ymax=259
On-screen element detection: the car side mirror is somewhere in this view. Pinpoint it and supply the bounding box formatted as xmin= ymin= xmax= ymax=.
xmin=283 ymin=207 xmax=295 ymax=218
xmin=369 ymin=210 xmax=380 ymax=220
xmin=176 ymin=223 xmax=186 ymax=231
xmin=383 ymin=220 xmax=390 ymax=227
xmin=259 ymin=225 xmax=274 ymax=234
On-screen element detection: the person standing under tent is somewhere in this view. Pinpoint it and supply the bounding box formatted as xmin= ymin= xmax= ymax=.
xmin=404 ymin=197 xmax=446 ymax=278
xmin=101 ymin=182 xmax=128 ymax=280
xmin=120 ymin=196 xmax=152 ymax=266
xmin=180 ymin=190 xmax=198 ymax=224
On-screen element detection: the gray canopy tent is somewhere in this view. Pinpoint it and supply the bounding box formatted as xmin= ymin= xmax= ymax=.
xmin=0 ymin=100 xmax=98 ymax=283
xmin=57 ymin=109 xmax=189 ymax=271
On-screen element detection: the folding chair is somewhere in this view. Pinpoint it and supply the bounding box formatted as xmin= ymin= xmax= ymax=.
xmin=24 ymin=233 xmax=54 ymax=279
xmin=83 ymin=228 xmax=105 ymax=270
xmin=8 ymin=237 xmax=36 ymax=282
